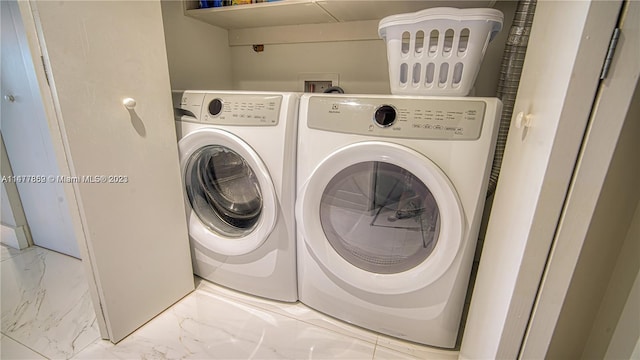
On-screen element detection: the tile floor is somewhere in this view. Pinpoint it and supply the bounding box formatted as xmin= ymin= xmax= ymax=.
xmin=1 ymin=245 xmax=458 ymax=359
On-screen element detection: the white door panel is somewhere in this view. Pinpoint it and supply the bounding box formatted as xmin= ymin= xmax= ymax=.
xmin=31 ymin=0 xmax=194 ymax=342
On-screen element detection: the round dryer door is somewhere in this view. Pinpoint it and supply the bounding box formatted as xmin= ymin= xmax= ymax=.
xmin=297 ymin=141 xmax=465 ymax=295
xmin=179 ymin=128 xmax=277 ymax=256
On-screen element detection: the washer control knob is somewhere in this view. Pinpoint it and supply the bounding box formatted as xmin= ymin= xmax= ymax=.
xmin=374 ymin=105 xmax=396 ymax=127
xmin=208 ymin=98 xmax=223 ymax=116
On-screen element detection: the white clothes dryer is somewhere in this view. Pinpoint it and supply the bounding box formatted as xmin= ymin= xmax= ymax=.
xmin=296 ymin=94 xmax=501 ymax=347
xmin=174 ymin=91 xmax=299 ymax=302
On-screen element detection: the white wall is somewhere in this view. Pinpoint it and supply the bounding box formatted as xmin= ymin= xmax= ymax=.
xmin=161 ymin=0 xmax=233 ymax=90
xmin=162 ymin=1 xmax=514 ymax=96
xmin=230 ymin=0 xmax=514 ymax=95
xmin=230 ymin=40 xmax=390 ymax=94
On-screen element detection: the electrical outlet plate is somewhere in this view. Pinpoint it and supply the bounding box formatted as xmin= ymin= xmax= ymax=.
xmin=304 ymin=80 xmax=333 ymax=93
xmin=298 ymin=73 xmax=339 ymax=92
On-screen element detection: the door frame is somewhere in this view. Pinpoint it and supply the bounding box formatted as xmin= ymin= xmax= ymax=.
xmin=2 ymin=0 xmax=81 ymax=257
xmin=520 ymin=0 xmax=640 ymax=357
xmin=460 ymin=0 xmax=631 ymax=358
xmin=1 ymin=134 xmax=31 ymax=250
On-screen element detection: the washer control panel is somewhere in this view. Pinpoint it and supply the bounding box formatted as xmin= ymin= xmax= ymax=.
xmin=307 ymin=96 xmax=486 ymax=140
xmin=175 ymin=91 xmax=282 ymax=126
xmin=173 ymin=91 xmax=205 ymax=120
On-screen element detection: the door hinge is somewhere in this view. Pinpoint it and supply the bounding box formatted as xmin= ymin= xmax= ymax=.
xmin=600 ymin=27 xmax=621 ymax=80
xmin=40 ymin=56 xmax=50 ymax=86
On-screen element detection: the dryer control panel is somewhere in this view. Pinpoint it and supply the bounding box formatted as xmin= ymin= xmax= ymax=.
xmin=174 ymin=91 xmax=282 ymax=126
xmin=307 ymin=96 xmax=486 ymax=140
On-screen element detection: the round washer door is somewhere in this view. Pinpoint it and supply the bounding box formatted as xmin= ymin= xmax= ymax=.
xmin=179 ymin=128 xmax=277 ymax=256
xmin=296 ymin=141 xmax=465 ymax=295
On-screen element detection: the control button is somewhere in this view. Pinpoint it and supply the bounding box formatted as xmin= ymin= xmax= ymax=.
xmin=374 ymin=105 xmax=397 ymax=127
xmin=208 ymin=98 xmax=223 ymax=116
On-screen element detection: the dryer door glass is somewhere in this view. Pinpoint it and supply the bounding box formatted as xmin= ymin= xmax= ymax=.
xmin=320 ymin=161 xmax=440 ymax=274
xmin=185 ymin=145 xmax=263 ymax=238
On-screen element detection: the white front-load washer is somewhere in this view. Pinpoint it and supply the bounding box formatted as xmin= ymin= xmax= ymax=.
xmin=296 ymin=94 xmax=501 ymax=347
xmin=174 ymin=90 xmax=299 ymax=302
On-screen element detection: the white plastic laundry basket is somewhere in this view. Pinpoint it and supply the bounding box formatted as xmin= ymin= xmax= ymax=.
xmin=379 ymin=7 xmax=503 ymax=96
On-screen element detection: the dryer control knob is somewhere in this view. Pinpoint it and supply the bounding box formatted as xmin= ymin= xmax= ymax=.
xmin=374 ymin=105 xmax=396 ymax=127
xmin=208 ymin=98 xmax=223 ymax=116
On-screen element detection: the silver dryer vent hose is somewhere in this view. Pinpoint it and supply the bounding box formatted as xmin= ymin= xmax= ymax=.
xmin=487 ymin=0 xmax=537 ymax=196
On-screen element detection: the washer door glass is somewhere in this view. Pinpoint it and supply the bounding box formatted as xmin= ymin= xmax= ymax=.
xmin=185 ymin=145 xmax=263 ymax=238
xmin=320 ymin=161 xmax=440 ymax=274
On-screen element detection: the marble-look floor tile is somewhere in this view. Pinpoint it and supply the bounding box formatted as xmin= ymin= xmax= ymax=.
xmin=1 ymin=246 xmax=100 ymax=359
xmin=1 ymin=244 xmax=32 ymax=262
xmin=74 ymin=287 xmax=376 ymax=360
xmin=196 ymin=279 xmax=381 ymax=345
xmin=196 ymin=279 xmax=459 ymax=359
xmin=373 ymin=345 xmax=423 ymax=360
xmin=376 ymin=335 xmax=459 ymax=360
xmin=1 ymin=334 xmax=47 ymax=359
